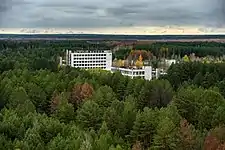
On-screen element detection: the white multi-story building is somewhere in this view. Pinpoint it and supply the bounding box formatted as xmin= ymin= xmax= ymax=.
xmin=65 ymin=50 xmax=112 ymax=71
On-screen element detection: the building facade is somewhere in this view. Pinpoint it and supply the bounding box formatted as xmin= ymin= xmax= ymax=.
xmin=111 ymin=66 xmax=153 ymax=80
xmin=65 ymin=50 xmax=112 ymax=71
xmin=165 ymin=59 xmax=176 ymax=66
xmin=60 ymin=50 xmax=168 ymax=80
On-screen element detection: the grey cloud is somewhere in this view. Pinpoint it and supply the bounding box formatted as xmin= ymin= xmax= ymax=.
xmin=0 ymin=0 xmax=31 ymax=12
xmin=0 ymin=0 xmax=9 ymax=26
xmin=0 ymin=0 xmax=225 ymax=29
xmin=215 ymin=0 xmax=225 ymax=26
xmin=106 ymin=0 xmax=220 ymax=27
xmin=0 ymin=0 xmax=9 ymax=13
xmin=0 ymin=0 xmax=34 ymax=27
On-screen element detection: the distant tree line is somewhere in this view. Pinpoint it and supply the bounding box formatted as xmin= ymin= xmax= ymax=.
xmin=115 ymin=42 xmax=225 ymax=59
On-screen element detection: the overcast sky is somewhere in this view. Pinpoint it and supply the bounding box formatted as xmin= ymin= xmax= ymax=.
xmin=0 ymin=0 xmax=225 ymax=34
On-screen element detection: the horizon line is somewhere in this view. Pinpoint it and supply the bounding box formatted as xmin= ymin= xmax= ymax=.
xmin=1 ymin=33 xmax=225 ymax=36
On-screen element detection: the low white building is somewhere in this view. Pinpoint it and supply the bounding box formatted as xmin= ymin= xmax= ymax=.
xmin=111 ymin=66 xmax=167 ymax=80
xmin=65 ymin=50 xmax=112 ymax=71
xmin=165 ymin=59 xmax=176 ymax=66
xmin=111 ymin=66 xmax=153 ymax=80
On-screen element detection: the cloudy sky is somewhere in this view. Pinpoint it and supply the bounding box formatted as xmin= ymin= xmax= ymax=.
xmin=0 ymin=0 xmax=225 ymax=34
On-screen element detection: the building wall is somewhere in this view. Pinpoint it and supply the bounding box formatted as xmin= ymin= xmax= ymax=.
xmin=67 ymin=50 xmax=112 ymax=70
xmin=165 ymin=59 xmax=176 ymax=66
xmin=59 ymin=57 xmax=63 ymax=66
xmin=111 ymin=66 xmax=152 ymax=80
xmin=144 ymin=66 xmax=153 ymax=80
xmin=105 ymin=53 xmax=112 ymax=70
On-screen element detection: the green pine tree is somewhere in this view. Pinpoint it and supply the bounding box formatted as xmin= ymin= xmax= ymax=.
xmin=93 ymin=86 xmax=117 ymax=108
xmin=130 ymin=108 xmax=158 ymax=148
xmin=77 ymin=101 xmax=103 ymax=130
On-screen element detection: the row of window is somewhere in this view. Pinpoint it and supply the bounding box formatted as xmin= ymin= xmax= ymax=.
xmin=72 ymin=51 xmax=109 ymax=53
xmin=111 ymin=69 xmax=145 ymax=75
xmin=73 ymin=57 xmax=107 ymax=60
xmin=121 ymin=71 xmax=145 ymax=75
xmin=73 ymin=54 xmax=107 ymax=57
xmin=73 ymin=64 xmax=106 ymax=67
xmin=76 ymin=66 xmax=107 ymax=69
xmin=74 ymin=61 xmax=106 ymax=63
xmin=133 ymin=71 xmax=145 ymax=75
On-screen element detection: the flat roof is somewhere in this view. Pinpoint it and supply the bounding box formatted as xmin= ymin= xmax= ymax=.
xmin=68 ymin=50 xmax=111 ymax=53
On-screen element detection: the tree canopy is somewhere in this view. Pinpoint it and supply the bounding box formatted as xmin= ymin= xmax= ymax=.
xmin=0 ymin=40 xmax=225 ymax=149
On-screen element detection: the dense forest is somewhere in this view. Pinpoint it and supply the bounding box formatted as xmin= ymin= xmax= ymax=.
xmin=1 ymin=34 xmax=225 ymax=40
xmin=115 ymin=42 xmax=225 ymax=59
xmin=1 ymin=40 xmax=225 ymax=149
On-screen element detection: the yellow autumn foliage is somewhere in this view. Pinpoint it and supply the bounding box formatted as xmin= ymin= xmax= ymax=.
xmin=135 ymin=60 xmax=143 ymax=68
xmin=182 ymin=55 xmax=190 ymax=62
xmin=138 ymin=54 xmax=143 ymax=62
xmin=116 ymin=59 xmax=124 ymax=67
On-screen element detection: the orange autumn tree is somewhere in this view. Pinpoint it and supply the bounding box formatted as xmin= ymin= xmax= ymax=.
xmin=135 ymin=54 xmax=144 ymax=68
xmin=69 ymin=82 xmax=94 ymax=108
xmin=50 ymin=90 xmax=60 ymax=113
xmin=132 ymin=141 xmax=143 ymax=150
xmin=178 ymin=119 xmax=200 ymax=150
xmin=139 ymin=54 xmax=143 ymax=62
xmin=204 ymin=134 xmax=220 ymax=150
xmin=129 ymin=50 xmax=152 ymax=61
xmin=204 ymin=126 xmax=225 ymax=150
